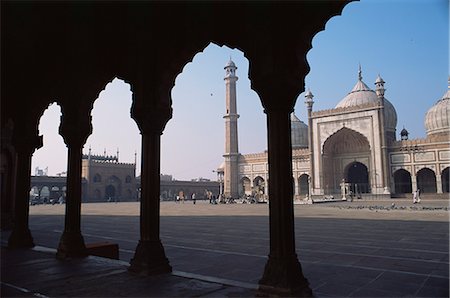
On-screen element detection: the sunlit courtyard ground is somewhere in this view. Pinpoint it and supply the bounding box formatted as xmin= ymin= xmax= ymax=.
xmin=2 ymin=198 xmax=449 ymax=297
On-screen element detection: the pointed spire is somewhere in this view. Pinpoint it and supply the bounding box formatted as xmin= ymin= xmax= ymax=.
xmin=134 ymin=150 xmax=137 ymax=165
xmin=358 ymin=64 xmax=362 ymax=81
xmin=117 ymin=148 xmax=119 ymax=161
xmin=104 ymin=148 xmax=106 ymax=156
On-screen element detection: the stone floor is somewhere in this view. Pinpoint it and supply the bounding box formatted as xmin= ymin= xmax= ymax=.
xmin=1 ymin=198 xmax=449 ymax=297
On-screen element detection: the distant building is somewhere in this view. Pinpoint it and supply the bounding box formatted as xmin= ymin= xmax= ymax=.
xmin=81 ymin=149 xmax=137 ymax=202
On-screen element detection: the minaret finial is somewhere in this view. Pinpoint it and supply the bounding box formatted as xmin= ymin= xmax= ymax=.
xmin=134 ymin=150 xmax=137 ymax=165
xmin=358 ymin=63 xmax=362 ymax=81
xmin=104 ymin=148 xmax=106 ymax=156
xmin=117 ymin=148 xmax=119 ymax=161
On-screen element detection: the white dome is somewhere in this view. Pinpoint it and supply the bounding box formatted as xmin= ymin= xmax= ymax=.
xmin=291 ymin=113 xmax=308 ymax=148
xmin=335 ymin=76 xmax=397 ymax=132
xmin=425 ymin=84 xmax=450 ymax=136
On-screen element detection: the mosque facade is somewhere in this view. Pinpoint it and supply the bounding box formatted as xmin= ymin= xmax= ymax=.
xmin=219 ymin=61 xmax=450 ymax=200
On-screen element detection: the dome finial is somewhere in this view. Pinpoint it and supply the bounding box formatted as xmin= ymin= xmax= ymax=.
xmin=358 ymin=63 xmax=362 ymax=81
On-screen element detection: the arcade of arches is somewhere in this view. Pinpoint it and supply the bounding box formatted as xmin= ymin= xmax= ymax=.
xmin=1 ymin=1 xmax=354 ymax=296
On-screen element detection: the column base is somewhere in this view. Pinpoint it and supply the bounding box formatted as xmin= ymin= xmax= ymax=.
xmin=56 ymin=231 xmax=87 ymax=259
xmin=129 ymin=240 xmax=172 ymax=275
xmin=8 ymin=227 xmax=35 ymax=248
xmin=258 ymin=254 xmax=312 ymax=297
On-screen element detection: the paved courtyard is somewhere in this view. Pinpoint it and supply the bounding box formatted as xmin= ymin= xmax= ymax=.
xmin=2 ymin=198 xmax=449 ymax=297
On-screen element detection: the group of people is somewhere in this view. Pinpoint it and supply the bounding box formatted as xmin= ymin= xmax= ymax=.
xmin=175 ymin=192 xmax=198 ymax=204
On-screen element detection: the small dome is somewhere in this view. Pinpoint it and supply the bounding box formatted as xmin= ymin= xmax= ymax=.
xmin=375 ymin=74 xmax=385 ymax=84
xmin=335 ymin=72 xmax=397 ymax=132
xmin=224 ymin=59 xmax=236 ymax=69
xmin=291 ymin=113 xmax=308 ymax=148
xmin=425 ymin=82 xmax=450 ymax=136
xmin=400 ymin=127 xmax=409 ymax=136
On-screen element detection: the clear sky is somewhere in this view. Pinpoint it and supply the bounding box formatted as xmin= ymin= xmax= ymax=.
xmin=32 ymin=0 xmax=448 ymax=180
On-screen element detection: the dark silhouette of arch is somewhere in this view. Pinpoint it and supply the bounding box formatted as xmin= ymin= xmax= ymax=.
xmin=345 ymin=162 xmax=370 ymax=193
xmin=93 ymin=174 xmax=102 ymax=183
xmin=299 ymin=174 xmax=309 ymax=196
xmin=393 ymin=169 xmax=412 ymax=194
xmin=105 ymin=185 xmax=116 ymax=199
xmin=417 ymin=168 xmax=437 ymax=193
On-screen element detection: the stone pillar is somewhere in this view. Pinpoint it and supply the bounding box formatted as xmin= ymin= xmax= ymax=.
xmin=129 ymin=100 xmax=172 ymax=275
xmin=411 ymin=173 xmax=417 ymax=192
xmin=294 ymin=175 xmax=299 ymax=196
xmin=258 ymin=106 xmax=312 ymax=296
xmin=57 ymin=108 xmax=92 ymax=258
xmin=8 ymin=133 xmax=42 ymax=248
xmin=436 ymin=174 xmax=443 ymax=194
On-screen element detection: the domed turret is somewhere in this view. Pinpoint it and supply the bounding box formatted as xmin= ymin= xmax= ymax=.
xmin=335 ymin=67 xmax=397 ymax=133
xmin=400 ymin=127 xmax=409 ymax=140
xmin=425 ymin=79 xmax=450 ymax=136
xmin=291 ymin=112 xmax=308 ymax=149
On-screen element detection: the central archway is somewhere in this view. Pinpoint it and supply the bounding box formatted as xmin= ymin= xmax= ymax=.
xmin=322 ymin=127 xmax=371 ymax=194
xmin=105 ymin=185 xmax=116 ymax=199
xmin=345 ymin=162 xmax=370 ymax=193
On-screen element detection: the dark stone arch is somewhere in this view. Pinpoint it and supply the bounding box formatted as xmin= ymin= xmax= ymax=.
xmin=298 ymin=174 xmax=309 ymax=196
xmin=393 ymin=169 xmax=412 ymax=194
xmin=417 ymin=168 xmax=437 ymax=193
xmin=345 ymin=162 xmax=370 ymax=194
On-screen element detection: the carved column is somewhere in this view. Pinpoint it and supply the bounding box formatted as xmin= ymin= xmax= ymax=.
xmin=56 ymin=108 xmax=92 ymax=258
xmin=411 ymin=173 xmax=417 ymax=193
xmin=258 ymin=106 xmax=312 ymax=296
xmin=436 ymin=174 xmax=443 ymax=194
xmin=129 ymin=101 xmax=172 ymax=275
xmin=8 ymin=133 xmax=42 ymax=248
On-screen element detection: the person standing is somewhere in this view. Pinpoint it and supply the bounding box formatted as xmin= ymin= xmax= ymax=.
xmin=192 ymin=193 xmax=196 ymax=204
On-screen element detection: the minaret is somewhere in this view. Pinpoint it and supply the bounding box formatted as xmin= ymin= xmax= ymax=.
xmin=304 ymin=89 xmax=314 ymax=198
xmin=375 ymin=74 xmax=391 ymax=194
xmin=223 ymin=59 xmax=240 ymax=199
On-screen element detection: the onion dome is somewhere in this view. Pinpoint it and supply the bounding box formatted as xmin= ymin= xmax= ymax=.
xmin=335 ymin=68 xmax=397 ymax=132
xmin=291 ymin=112 xmax=308 ymax=148
xmin=425 ymin=79 xmax=450 ymax=136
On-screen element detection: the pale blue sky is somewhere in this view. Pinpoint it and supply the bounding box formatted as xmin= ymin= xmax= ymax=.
xmin=32 ymin=0 xmax=448 ymax=180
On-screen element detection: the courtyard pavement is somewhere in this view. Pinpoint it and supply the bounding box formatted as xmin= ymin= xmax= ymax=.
xmin=1 ymin=198 xmax=449 ymax=297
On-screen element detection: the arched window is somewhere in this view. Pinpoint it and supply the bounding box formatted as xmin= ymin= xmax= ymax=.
xmin=125 ymin=175 xmax=132 ymax=183
xmin=93 ymin=174 xmax=102 ymax=183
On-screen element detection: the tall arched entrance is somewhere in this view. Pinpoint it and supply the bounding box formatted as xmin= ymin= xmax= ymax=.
xmin=298 ymin=174 xmax=309 ymax=197
xmin=322 ymin=128 xmax=371 ymax=194
xmin=417 ymin=168 xmax=437 ymax=193
xmin=345 ymin=162 xmax=370 ymax=193
xmin=393 ymin=169 xmax=412 ymax=194
xmin=105 ymin=175 xmax=122 ymax=200
xmin=105 ymin=185 xmax=116 ymax=199
xmin=241 ymin=177 xmax=251 ymax=196
xmin=442 ymin=167 xmax=449 ymax=193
